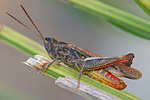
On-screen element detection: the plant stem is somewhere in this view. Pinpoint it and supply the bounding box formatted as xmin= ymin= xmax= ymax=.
xmin=0 ymin=25 xmax=141 ymax=100
xmin=61 ymin=0 xmax=150 ymax=40
xmin=135 ymin=0 xmax=150 ymax=16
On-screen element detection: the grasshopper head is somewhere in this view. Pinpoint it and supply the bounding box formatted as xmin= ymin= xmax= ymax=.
xmin=44 ymin=37 xmax=53 ymax=53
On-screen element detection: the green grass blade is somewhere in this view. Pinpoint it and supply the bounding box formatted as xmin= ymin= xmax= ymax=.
xmin=135 ymin=0 xmax=150 ymax=16
xmin=0 ymin=25 xmax=141 ymax=100
xmin=62 ymin=0 xmax=150 ymax=40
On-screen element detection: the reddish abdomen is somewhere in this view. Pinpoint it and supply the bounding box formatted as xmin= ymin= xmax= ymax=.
xmin=86 ymin=69 xmax=127 ymax=90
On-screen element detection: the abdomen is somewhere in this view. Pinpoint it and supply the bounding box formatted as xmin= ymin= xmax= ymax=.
xmin=86 ymin=69 xmax=127 ymax=90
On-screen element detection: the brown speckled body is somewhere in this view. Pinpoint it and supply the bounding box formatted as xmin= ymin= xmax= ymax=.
xmin=6 ymin=5 xmax=142 ymax=90
xmin=44 ymin=37 xmax=142 ymax=90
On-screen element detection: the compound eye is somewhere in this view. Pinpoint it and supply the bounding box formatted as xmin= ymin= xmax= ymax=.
xmin=45 ymin=37 xmax=52 ymax=42
xmin=45 ymin=37 xmax=49 ymax=41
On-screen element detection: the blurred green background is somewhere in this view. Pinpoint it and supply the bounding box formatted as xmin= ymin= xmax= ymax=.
xmin=0 ymin=0 xmax=149 ymax=100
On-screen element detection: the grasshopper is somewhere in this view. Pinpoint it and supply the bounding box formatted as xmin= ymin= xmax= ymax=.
xmin=6 ymin=5 xmax=142 ymax=90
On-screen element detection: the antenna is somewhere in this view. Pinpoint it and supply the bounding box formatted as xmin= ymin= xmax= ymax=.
xmin=20 ymin=5 xmax=45 ymax=40
xmin=6 ymin=5 xmax=45 ymax=41
xmin=6 ymin=12 xmax=42 ymax=40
